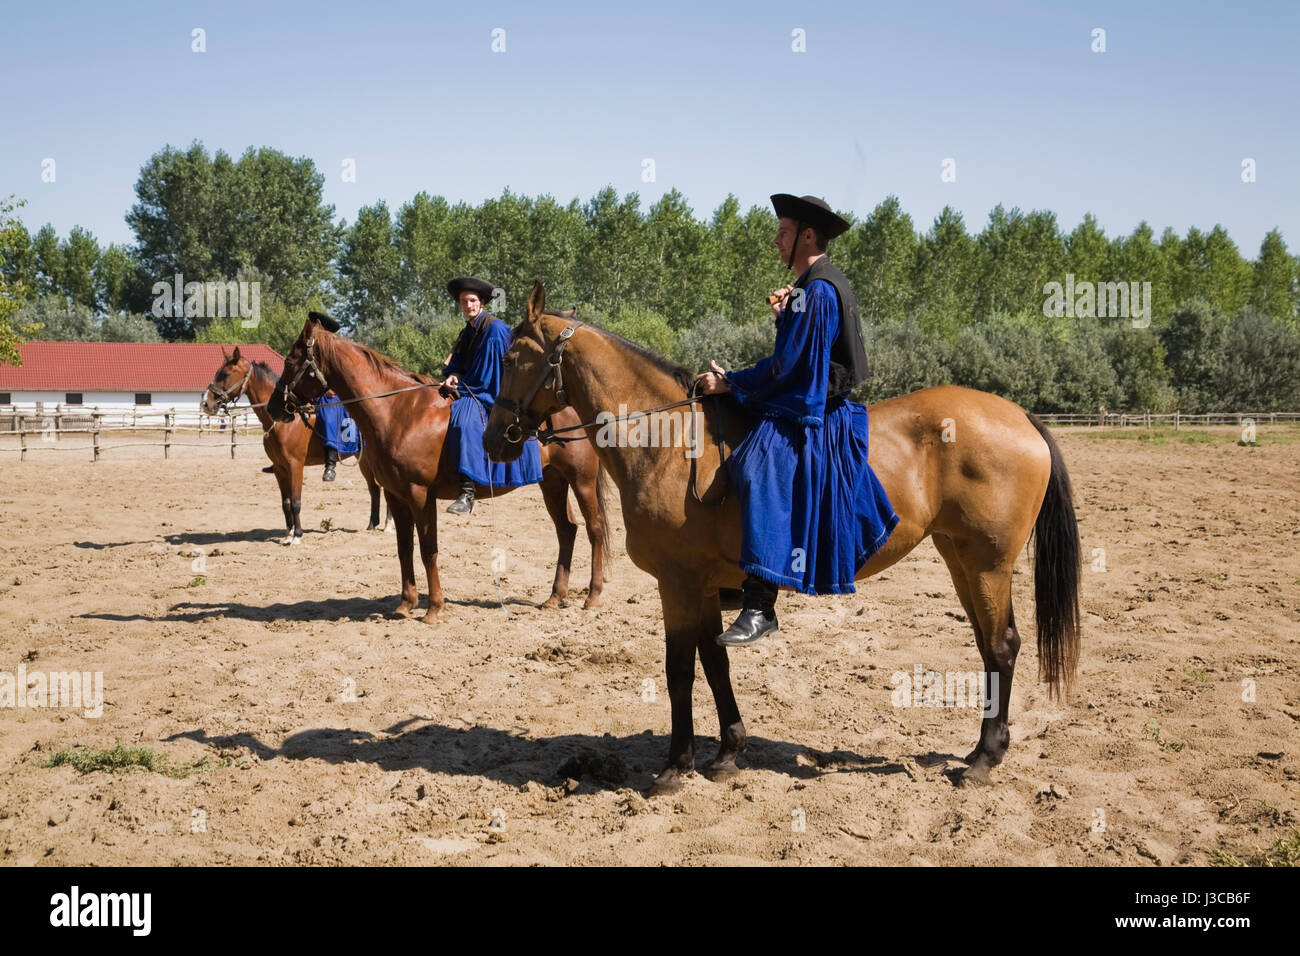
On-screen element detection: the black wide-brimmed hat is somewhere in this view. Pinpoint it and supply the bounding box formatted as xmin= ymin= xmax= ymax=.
xmin=770 ymin=194 xmax=852 ymax=240
xmin=446 ymin=276 xmax=496 ymax=302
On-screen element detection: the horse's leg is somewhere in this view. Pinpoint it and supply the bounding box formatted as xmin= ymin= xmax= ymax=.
xmin=569 ymin=464 xmax=607 ymax=608
xmin=389 ymin=495 xmax=418 ymax=617
xmin=537 ymin=467 xmax=576 ymax=609
xmin=652 ymin=576 xmax=707 ymax=793
xmin=931 ymin=533 xmax=987 ymax=761
xmin=288 ymin=458 xmax=304 ymax=545
xmin=273 ymin=464 xmax=294 ymax=544
xmin=960 ymin=564 xmax=1018 ymax=786
xmin=696 ymin=590 xmax=746 ymax=779
xmin=414 ymin=499 xmax=443 ymax=625
xmin=362 ymin=456 xmax=381 ymax=531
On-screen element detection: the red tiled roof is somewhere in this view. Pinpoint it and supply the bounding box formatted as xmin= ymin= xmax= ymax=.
xmin=0 ymin=342 xmax=285 ymax=391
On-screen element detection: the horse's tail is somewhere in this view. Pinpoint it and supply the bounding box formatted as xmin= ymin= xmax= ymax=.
xmin=1026 ymin=412 xmax=1081 ymax=699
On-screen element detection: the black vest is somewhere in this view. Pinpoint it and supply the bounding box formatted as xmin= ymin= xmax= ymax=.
xmin=791 ymin=257 xmax=869 ymax=398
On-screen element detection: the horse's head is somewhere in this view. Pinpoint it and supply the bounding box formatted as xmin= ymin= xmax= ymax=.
xmin=485 ymin=282 xmax=578 ymax=463
xmin=201 ymin=346 xmax=255 ymax=415
xmin=267 ymin=311 xmax=340 ymax=423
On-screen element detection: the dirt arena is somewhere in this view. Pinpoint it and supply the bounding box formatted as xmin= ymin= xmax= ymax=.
xmin=1 ymin=426 xmax=1296 ymax=866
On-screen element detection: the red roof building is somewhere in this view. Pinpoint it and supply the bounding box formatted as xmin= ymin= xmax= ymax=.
xmin=0 ymin=342 xmax=284 ymax=391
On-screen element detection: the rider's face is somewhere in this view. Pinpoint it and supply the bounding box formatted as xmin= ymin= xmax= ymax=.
xmin=459 ymin=292 xmax=483 ymax=320
xmin=774 ymin=217 xmax=805 ymax=263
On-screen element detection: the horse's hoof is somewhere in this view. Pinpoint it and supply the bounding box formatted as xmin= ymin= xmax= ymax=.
xmin=648 ymin=767 xmax=690 ymax=795
xmin=419 ymin=611 xmax=438 ymax=625
xmin=957 ymin=764 xmax=993 ymax=787
xmin=289 ymin=536 xmax=302 ymax=547
xmin=704 ymin=757 xmax=741 ymax=782
xmin=539 ymin=596 xmax=562 ymax=610
xmin=391 ymin=604 xmax=413 ymax=619
xmin=582 ymin=595 xmax=603 ymax=610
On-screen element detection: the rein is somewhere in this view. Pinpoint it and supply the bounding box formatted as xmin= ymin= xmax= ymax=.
xmin=499 ymin=320 xmax=728 ymax=504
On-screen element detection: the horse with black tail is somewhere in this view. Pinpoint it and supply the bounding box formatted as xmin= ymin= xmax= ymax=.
xmin=485 ymin=282 xmax=1081 ymax=789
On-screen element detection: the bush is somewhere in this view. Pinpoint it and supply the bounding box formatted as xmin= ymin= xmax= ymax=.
xmin=673 ymin=312 xmax=773 ymax=374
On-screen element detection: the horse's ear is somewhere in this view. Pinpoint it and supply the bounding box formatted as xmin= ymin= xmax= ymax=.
xmin=230 ymin=345 xmax=241 ymax=362
xmin=527 ymin=282 xmax=546 ymax=321
xmin=308 ymin=311 xmax=341 ymax=334
xmin=222 ymin=346 xmax=230 ymax=361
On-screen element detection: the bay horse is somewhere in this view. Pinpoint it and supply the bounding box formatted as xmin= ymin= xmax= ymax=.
xmin=485 ymin=282 xmax=1081 ymax=789
xmin=266 ymin=314 xmax=609 ymax=621
xmin=201 ymin=347 xmax=388 ymax=544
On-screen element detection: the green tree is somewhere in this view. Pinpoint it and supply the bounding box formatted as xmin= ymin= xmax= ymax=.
xmin=974 ymin=206 xmax=1065 ymax=318
xmin=338 ymin=201 xmax=401 ymax=327
xmin=911 ymin=206 xmax=975 ymax=337
xmin=1250 ymin=229 xmax=1297 ymax=327
xmin=581 ymin=187 xmax=649 ymax=313
xmin=1065 ymin=214 xmax=1110 ymax=284
xmin=1 ymin=197 xmax=37 ymax=364
xmin=837 ymin=195 xmax=914 ymax=324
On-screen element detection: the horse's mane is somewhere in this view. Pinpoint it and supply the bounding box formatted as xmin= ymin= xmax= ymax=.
xmin=325 ymin=333 xmax=437 ymax=386
xmin=535 ymin=310 xmax=695 ymax=394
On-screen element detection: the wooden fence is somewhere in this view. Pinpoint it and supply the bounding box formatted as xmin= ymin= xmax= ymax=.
xmin=0 ymin=405 xmax=262 ymax=461
xmin=1030 ymin=411 xmax=1300 ymax=428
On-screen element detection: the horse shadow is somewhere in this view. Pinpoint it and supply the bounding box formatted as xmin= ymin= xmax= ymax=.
xmin=71 ymin=528 xmax=354 ymax=550
xmin=161 ymin=722 xmax=949 ymax=793
xmin=79 ymin=597 xmax=395 ymax=624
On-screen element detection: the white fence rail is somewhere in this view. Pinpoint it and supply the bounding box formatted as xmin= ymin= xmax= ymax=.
xmin=1031 ymin=411 xmax=1300 ymax=428
xmin=0 ymin=404 xmax=262 ymax=460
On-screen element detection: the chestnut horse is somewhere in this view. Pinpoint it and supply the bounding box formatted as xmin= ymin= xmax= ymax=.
xmin=267 ymin=314 xmax=608 ymax=621
xmin=201 ymin=347 xmax=388 ymax=544
xmin=485 ymin=283 xmax=1081 ymax=789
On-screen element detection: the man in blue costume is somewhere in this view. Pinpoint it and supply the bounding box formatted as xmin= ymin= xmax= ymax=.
xmin=442 ymin=276 xmax=543 ymax=514
xmin=697 ymin=194 xmax=899 ymax=646
xmin=314 ymin=390 xmax=359 ymax=481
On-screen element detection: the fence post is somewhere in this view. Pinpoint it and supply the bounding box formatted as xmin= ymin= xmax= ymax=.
xmin=54 ymin=404 xmax=62 ymax=442
xmin=1174 ymin=410 xmax=1180 ymax=430
xmin=165 ymin=409 xmax=173 ymax=459
xmin=92 ymin=408 xmax=101 ymax=461
xmin=231 ymin=412 xmax=237 ymax=458
xmin=19 ymin=425 xmax=26 ymax=461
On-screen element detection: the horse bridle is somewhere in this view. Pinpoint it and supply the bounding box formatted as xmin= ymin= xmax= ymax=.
xmin=495 ymin=322 xmax=582 ymax=445
xmin=204 ymin=362 xmax=254 ymax=413
xmin=280 ymin=332 xmax=330 ymax=419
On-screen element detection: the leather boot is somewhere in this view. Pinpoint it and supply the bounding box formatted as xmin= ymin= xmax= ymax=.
xmin=716 ymin=575 xmax=779 ymax=646
xmin=322 ymin=445 xmax=338 ymax=481
xmin=446 ymin=475 xmax=475 ymax=515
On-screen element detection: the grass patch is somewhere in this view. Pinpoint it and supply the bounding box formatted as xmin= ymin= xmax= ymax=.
xmin=187 ymin=575 xmax=206 ymax=587
xmin=41 ymin=742 xmax=227 ymax=779
xmin=1143 ymin=718 xmax=1186 ymax=753
xmin=1211 ymin=829 xmax=1300 ymax=867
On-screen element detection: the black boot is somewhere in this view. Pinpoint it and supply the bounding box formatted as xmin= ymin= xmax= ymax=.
xmin=716 ymin=575 xmax=779 ymax=647
xmin=446 ymin=476 xmax=475 ymax=515
xmin=322 ymin=445 xmax=338 ymax=481
xmin=261 ymin=465 xmax=275 ymax=474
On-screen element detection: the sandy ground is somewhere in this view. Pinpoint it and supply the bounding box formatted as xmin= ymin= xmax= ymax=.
xmin=0 ymin=427 xmax=1296 ymax=866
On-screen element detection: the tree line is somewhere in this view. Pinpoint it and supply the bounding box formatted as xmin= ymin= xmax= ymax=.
xmin=2 ymin=142 xmax=1298 ymax=412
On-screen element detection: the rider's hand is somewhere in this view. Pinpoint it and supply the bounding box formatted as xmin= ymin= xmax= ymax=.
xmin=444 ymin=374 xmax=459 ymax=390
xmin=769 ymin=285 xmax=793 ymax=317
xmin=696 ymin=361 xmax=730 ymax=395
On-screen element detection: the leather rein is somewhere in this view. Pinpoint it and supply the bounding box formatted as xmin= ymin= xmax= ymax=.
xmin=495 ymin=321 xmax=727 ymax=504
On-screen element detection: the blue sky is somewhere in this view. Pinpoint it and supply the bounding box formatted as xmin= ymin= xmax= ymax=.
xmin=2 ymin=0 xmax=1296 ymax=254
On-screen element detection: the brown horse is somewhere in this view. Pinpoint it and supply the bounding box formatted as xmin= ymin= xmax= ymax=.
xmin=266 ymin=314 xmax=609 ymax=621
xmin=485 ymin=283 xmax=1081 ymax=789
xmin=201 ymin=347 xmax=388 ymax=544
